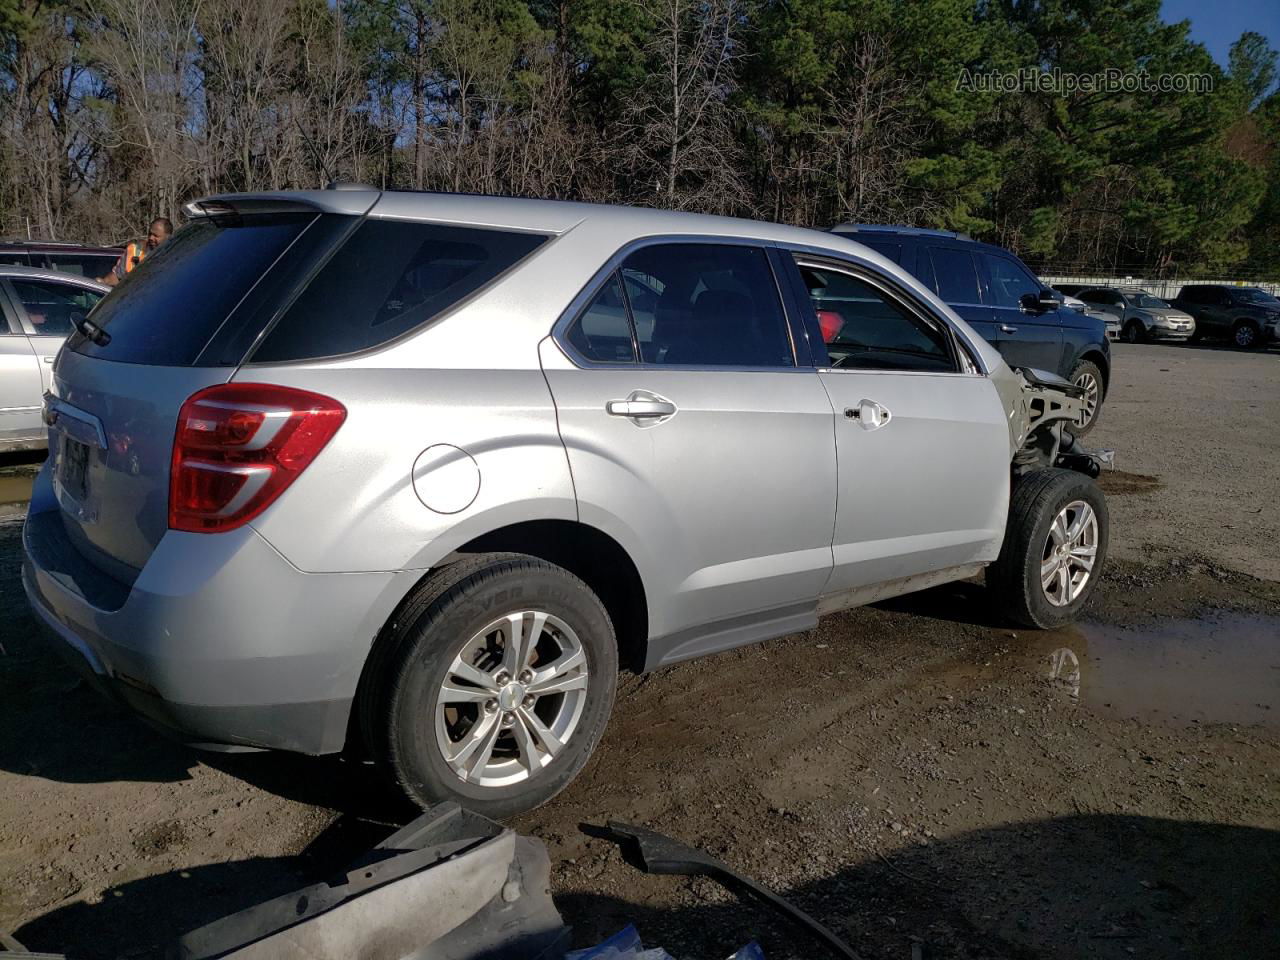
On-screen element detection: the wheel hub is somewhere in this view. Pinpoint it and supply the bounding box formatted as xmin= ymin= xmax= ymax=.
xmin=1041 ymin=499 xmax=1099 ymax=607
xmin=497 ymin=681 xmax=526 ymax=712
xmin=434 ymin=610 xmax=590 ymax=788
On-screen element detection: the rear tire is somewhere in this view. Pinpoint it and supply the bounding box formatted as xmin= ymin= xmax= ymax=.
xmin=987 ymin=469 xmax=1109 ymax=629
xmin=1068 ymin=359 xmax=1104 ymax=435
xmin=372 ymin=553 xmax=617 ymax=818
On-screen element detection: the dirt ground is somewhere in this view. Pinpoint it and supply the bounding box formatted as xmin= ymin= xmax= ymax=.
xmin=1 ymin=340 xmax=1278 ymax=959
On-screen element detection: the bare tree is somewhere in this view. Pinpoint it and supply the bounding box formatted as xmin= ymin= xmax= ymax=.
xmin=616 ymin=0 xmax=748 ymax=214
xmin=84 ymin=0 xmax=204 ymax=228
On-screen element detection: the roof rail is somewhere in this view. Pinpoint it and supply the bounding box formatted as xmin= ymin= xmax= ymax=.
xmin=831 ymin=222 xmax=972 ymax=241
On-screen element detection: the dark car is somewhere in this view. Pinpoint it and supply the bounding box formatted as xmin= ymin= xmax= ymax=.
xmin=1170 ymin=284 xmax=1280 ymax=349
xmin=1051 ymin=282 xmax=1088 ymax=297
xmin=831 ymin=224 xmax=1111 ymax=433
xmin=0 ymin=240 xmax=122 ymax=280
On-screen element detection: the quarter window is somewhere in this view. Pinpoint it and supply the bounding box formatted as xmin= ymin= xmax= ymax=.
xmin=10 ymin=279 xmax=104 ymax=336
xmin=565 ymin=272 xmax=635 ymax=362
xmin=798 ymin=262 xmax=956 ymax=373
xmin=255 ymin=219 xmax=548 ymax=362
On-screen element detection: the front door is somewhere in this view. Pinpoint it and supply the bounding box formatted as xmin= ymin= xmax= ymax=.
xmin=978 ymin=251 xmax=1065 ymax=373
xmin=543 ymin=241 xmax=837 ymax=659
xmin=787 ymin=255 xmax=1010 ymax=595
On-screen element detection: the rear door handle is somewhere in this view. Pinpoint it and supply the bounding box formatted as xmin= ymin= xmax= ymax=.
xmin=607 ymin=399 xmax=676 ymax=418
xmin=998 ymin=323 xmax=1018 ymax=334
xmin=606 ymin=391 xmax=677 ymax=424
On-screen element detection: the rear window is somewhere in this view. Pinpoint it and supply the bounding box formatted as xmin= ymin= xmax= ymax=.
xmin=69 ymin=212 xmax=318 ymax=365
xmin=250 ymin=219 xmax=548 ymax=362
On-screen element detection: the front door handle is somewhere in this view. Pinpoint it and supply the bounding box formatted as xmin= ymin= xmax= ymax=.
xmin=606 ymin=391 xmax=677 ymax=425
xmin=845 ymin=398 xmax=892 ymax=431
xmin=998 ymin=323 xmax=1018 ymax=334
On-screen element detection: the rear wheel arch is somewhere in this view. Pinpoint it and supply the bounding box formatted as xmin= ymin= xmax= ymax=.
xmin=350 ymin=519 xmax=649 ymax=754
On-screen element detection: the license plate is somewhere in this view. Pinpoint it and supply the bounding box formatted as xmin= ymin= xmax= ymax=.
xmin=60 ymin=435 xmax=90 ymax=502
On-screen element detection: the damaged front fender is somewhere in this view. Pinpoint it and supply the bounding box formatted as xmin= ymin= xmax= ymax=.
xmin=992 ymin=365 xmax=1112 ymax=477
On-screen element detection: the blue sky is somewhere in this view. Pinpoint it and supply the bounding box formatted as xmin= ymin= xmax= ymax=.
xmin=1162 ymin=0 xmax=1280 ymax=66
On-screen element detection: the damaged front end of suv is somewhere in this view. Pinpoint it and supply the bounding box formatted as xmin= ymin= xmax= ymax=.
xmin=995 ymin=366 xmax=1115 ymax=480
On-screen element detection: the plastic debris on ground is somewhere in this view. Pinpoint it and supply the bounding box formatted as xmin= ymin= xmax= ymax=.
xmin=565 ymin=924 xmax=765 ymax=960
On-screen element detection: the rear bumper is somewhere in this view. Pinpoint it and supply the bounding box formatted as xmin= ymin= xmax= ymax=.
xmin=21 ymin=469 xmax=417 ymax=754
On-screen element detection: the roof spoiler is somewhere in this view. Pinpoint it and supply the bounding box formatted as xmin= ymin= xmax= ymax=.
xmin=183 ymin=189 xmax=379 ymax=220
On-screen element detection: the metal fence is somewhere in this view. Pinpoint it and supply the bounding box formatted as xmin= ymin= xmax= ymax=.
xmin=1037 ymin=271 xmax=1280 ymax=300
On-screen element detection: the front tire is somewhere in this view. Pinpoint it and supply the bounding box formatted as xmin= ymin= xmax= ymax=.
xmin=987 ymin=469 xmax=1109 ymax=629
xmin=1232 ymin=320 xmax=1261 ymax=349
xmin=374 ymin=553 xmax=617 ymax=818
xmin=1122 ymin=321 xmax=1145 ymax=344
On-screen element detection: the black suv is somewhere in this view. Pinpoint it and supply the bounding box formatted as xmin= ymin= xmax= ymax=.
xmin=830 ymin=225 xmax=1111 ymax=433
xmin=1169 ymin=285 xmax=1280 ymax=349
xmin=0 ymin=240 xmax=122 ymax=279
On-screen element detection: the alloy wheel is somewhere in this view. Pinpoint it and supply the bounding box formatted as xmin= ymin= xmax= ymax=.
xmin=435 ymin=610 xmax=589 ymax=787
xmin=1072 ymin=372 xmax=1100 ymax=429
xmin=1234 ymin=324 xmax=1257 ymax=348
xmin=1041 ymin=500 xmax=1098 ymax=607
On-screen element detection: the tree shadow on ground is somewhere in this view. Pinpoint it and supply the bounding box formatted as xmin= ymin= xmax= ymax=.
xmin=16 ymin=813 xmax=1280 ymax=960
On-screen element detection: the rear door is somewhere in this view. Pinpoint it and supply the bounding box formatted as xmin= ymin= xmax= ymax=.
xmin=544 ymin=240 xmax=836 ymax=658
xmin=0 ymin=286 xmax=43 ymax=445
xmin=916 ymin=243 xmax=999 ymax=347
xmin=784 ymin=254 xmax=1009 ymax=595
xmin=977 ymin=250 xmax=1064 ymax=373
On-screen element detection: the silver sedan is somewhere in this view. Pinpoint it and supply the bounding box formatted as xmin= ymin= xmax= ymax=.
xmin=0 ymin=266 xmax=107 ymax=451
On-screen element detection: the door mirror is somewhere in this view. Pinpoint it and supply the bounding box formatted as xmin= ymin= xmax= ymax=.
xmin=1021 ymin=290 xmax=1061 ymax=313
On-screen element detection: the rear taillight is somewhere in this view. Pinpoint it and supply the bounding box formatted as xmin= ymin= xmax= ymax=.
xmin=169 ymin=383 xmax=346 ymax=533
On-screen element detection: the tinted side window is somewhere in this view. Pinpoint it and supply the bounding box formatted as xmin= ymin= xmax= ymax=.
xmin=926 ymin=247 xmax=982 ymax=304
xmin=1079 ymin=289 xmax=1107 ymax=304
xmin=799 ymin=263 xmax=955 ymax=372
xmin=982 ymin=253 xmax=1040 ymax=308
xmin=11 ymin=280 xmax=103 ymax=336
xmin=566 ymin=272 xmax=636 ymax=362
xmin=619 ymin=244 xmax=793 ymax=367
xmin=254 ymin=220 xmax=547 ymax=363
xmin=42 ymin=252 xmax=120 ymax=278
xmin=0 ymin=249 xmax=29 ymax=266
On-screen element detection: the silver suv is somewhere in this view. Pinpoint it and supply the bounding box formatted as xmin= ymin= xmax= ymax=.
xmin=22 ymin=190 xmax=1109 ymax=816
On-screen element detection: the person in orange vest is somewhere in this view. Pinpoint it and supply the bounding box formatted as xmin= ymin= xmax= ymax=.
xmin=99 ymin=217 xmax=172 ymax=287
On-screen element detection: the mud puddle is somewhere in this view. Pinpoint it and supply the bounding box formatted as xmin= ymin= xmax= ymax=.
xmin=0 ymin=472 xmax=34 ymax=513
xmin=1025 ymin=612 xmax=1280 ymax=728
